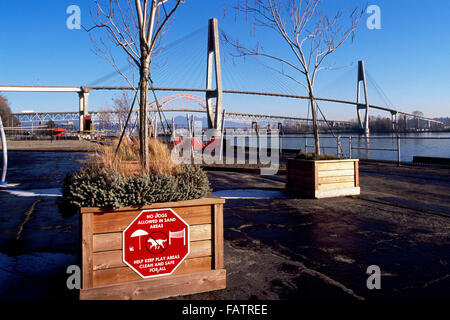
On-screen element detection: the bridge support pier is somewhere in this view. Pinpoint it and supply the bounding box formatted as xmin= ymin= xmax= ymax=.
xmin=356 ymin=60 xmax=370 ymax=135
xmin=391 ymin=111 xmax=398 ymax=131
xmin=78 ymin=87 xmax=90 ymax=133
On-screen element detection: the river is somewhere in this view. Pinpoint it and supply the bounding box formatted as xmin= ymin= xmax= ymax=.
xmin=224 ymin=132 xmax=450 ymax=163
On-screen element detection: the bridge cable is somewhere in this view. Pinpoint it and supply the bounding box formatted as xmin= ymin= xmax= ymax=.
xmin=315 ymin=101 xmax=347 ymax=157
xmin=88 ymin=27 xmax=205 ymax=86
xmin=149 ymin=74 xmax=172 ymax=136
xmin=365 ymin=71 xmax=395 ymax=110
xmin=114 ymin=81 xmax=141 ymax=160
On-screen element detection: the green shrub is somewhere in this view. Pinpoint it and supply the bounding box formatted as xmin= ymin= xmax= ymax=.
xmin=175 ymin=165 xmax=212 ymax=201
xmin=62 ymin=168 xmax=127 ymax=209
xmin=62 ymin=165 xmax=211 ymax=209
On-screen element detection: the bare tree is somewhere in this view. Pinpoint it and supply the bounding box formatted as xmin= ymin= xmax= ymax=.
xmin=412 ymin=110 xmax=424 ymax=117
xmin=98 ymin=107 xmax=114 ymax=133
xmin=112 ymin=91 xmax=133 ymax=134
xmin=88 ymin=0 xmax=184 ymax=169
xmin=0 ymin=95 xmax=19 ymax=128
xmin=224 ymin=0 xmax=364 ymax=154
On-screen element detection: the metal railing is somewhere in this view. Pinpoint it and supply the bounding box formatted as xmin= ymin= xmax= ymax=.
xmin=348 ymin=135 xmax=401 ymax=165
xmin=299 ymin=135 xmax=450 ymax=166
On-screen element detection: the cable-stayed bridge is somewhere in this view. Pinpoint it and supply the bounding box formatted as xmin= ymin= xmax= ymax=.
xmin=1 ymin=19 xmax=444 ymax=133
xmin=5 ymin=85 xmax=442 ymax=130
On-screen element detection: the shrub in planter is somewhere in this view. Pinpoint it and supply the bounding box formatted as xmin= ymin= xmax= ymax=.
xmin=62 ymin=164 xmax=211 ymax=209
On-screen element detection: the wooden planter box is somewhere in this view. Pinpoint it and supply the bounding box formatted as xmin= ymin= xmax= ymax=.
xmin=286 ymin=158 xmax=360 ymax=198
xmin=79 ymin=195 xmax=226 ymax=300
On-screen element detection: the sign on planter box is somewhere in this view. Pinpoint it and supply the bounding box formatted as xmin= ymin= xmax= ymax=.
xmin=123 ymin=208 xmax=190 ymax=278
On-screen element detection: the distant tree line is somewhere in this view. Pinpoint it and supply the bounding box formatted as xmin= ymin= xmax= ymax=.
xmin=0 ymin=94 xmax=19 ymax=128
xmin=434 ymin=117 xmax=450 ymax=126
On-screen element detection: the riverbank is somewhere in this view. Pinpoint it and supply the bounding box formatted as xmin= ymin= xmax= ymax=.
xmin=0 ymin=152 xmax=448 ymax=300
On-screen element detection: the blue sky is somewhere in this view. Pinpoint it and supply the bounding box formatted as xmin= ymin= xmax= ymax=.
xmin=0 ymin=0 xmax=449 ymax=121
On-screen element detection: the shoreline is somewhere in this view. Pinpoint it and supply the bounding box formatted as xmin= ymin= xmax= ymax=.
xmin=1 ymin=139 xmax=97 ymax=152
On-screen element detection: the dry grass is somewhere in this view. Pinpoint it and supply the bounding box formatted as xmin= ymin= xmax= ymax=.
xmin=88 ymin=137 xmax=182 ymax=177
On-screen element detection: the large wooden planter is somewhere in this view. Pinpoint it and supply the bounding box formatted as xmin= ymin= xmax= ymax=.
xmin=286 ymin=158 xmax=360 ymax=198
xmin=79 ymin=195 xmax=226 ymax=300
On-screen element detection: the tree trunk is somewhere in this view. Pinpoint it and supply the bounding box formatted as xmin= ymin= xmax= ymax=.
xmin=310 ymin=96 xmax=320 ymax=155
xmin=139 ymin=64 xmax=149 ymax=171
xmin=306 ymin=76 xmax=320 ymax=155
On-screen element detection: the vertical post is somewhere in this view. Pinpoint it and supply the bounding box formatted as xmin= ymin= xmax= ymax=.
xmin=0 ymin=116 xmax=8 ymax=184
xmin=171 ymin=117 xmax=175 ymax=142
xmin=255 ymin=121 xmax=260 ymax=157
xmin=337 ymin=135 xmax=341 ymax=158
xmin=219 ymin=110 xmax=225 ymax=161
xmin=278 ymin=123 xmax=282 ymax=155
xmin=186 ymin=114 xmax=193 ymax=160
xmin=305 ymin=136 xmax=308 ymax=153
xmin=349 ymin=136 xmax=353 ymax=159
xmin=397 ymin=135 xmax=401 ymax=167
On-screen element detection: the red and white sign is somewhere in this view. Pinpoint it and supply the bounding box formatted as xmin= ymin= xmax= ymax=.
xmin=123 ymin=208 xmax=190 ymax=278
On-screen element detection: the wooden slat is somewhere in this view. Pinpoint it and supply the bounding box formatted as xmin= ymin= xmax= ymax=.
xmin=80 ymin=269 xmax=226 ymax=300
xmin=92 ymin=240 xmax=212 ymax=271
xmin=92 ymin=205 xmax=212 ymax=234
xmin=318 ymin=169 xmax=355 ymax=178
xmin=213 ymin=204 xmax=224 ymax=269
xmin=92 ymin=224 xmax=212 ymax=252
xmin=318 ymin=181 xmax=356 ymax=191
xmin=318 ymin=175 xmax=355 ymax=184
xmin=354 ymin=160 xmax=360 ymax=187
xmin=317 ymin=162 xmax=355 ymax=171
xmin=81 ymin=196 xmax=225 ymax=214
xmin=93 ymin=250 xmax=123 ymax=270
xmin=314 ymin=159 xmax=358 ymax=164
xmin=93 ymin=256 xmax=212 ymax=287
xmin=315 ymin=187 xmax=360 ymax=199
xmin=190 ymin=224 xmax=212 ymax=242
xmin=82 ymin=213 xmax=93 ymax=289
xmin=188 ymin=240 xmax=212 ymax=259
xmin=93 ymin=233 xmax=122 ymax=252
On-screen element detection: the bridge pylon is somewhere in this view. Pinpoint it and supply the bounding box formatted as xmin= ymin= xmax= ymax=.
xmin=205 ymin=18 xmax=223 ymax=133
xmin=356 ymin=60 xmax=370 ymax=134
